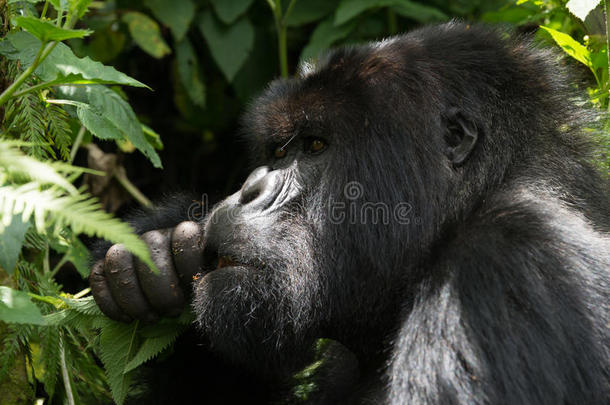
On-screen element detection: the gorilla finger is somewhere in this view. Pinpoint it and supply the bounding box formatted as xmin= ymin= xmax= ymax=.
xmin=171 ymin=221 xmax=205 ymax=286
xmin=104 ymin=244 xmax=158 ymax=322
xmin=136 ymin=229 xmax=185 ymax=317
xmin=89 ymin=260 xmax=132 ymax=322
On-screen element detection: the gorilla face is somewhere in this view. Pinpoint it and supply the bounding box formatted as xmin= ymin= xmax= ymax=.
xmin=191 ymin=41 xmax=468 ymax=367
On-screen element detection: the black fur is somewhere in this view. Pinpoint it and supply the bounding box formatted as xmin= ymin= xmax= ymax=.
xmin=91 ymin=23 xmax=609 ymax=404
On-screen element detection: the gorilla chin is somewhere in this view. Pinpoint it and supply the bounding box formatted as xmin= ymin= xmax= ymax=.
xmin=193 ymin=203 xmax=323 ymax=375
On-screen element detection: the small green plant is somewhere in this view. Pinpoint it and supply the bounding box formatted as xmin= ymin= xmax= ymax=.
xmin=0 ymin=1 xmax=188 ymax=404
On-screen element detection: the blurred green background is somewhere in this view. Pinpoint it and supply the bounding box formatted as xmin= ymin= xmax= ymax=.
xmin=55 ymin=0 xmax=609 ymax=210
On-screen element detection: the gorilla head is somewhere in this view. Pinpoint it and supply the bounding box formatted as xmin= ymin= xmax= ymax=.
xmin=91 ymin=22 xmax=609 ymax=403
xmin=191 ymin=22 xmax=585 ymax=370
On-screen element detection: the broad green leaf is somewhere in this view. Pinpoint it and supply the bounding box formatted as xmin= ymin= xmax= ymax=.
xmin=336 ymin=0 xmax=386 ymax=25
xmin=391 ymin=1 xmax=448 ymax=23
xmin=0 ymin=31 xmax=148 ymax=88
xmin=210 ymin=0 xmax=254 ymax=24
xmin=40 ymin=72 xmax=145 ymax=91
xmin=65 ymin=236 xmax=91 ymax=278
xmin=122 ymin=12 xmax=171 ymax=59
xmin=142 ymin=124 xmax=164 ymax=150
xmin=301 ymin=17 xmax=357 ymax=61
xmin=0 ymin=215 xmax=29 ymax=274
xmin=335 ymin=0 xmax=445 ymax=25
xmin=15 ymin=16 xmax=92 ymax=41
xmin=566 ymin=0 xmax=601 ymax=21
xmin=146 ymin=0 xmax=195 ymax=41
xmin=0 ymin=286 xmax=45 ymax=325
xmin=175 ymin=38 xmax=206 ymax=107
xmin=285 ymin=0 xmax=340 ymax=26
xmin=539 ymin=26 xmax=593 ymax=69
xmin=198 ymin=11 xmax=254 ymax=82
xmin=54 ymin=85 xmax=162 ymax=168
xmin=99 ymin=320 xmax=139 ymax=405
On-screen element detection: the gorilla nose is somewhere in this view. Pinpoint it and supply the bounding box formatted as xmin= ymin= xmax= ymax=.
xmin=239 ymin=166 xmax=281 ymax=210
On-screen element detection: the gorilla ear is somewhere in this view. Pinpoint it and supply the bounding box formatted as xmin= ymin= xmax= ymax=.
xmin=444 ymin=108 xmax=479 ymax=166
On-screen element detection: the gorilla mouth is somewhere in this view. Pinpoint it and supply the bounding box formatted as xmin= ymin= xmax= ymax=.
xmin=214 ymin=255 xmax=258 ymax=272
xmin=217 ymin=256 xmax=239 ymax=269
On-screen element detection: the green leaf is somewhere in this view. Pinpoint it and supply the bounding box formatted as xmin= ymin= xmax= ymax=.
xmin=175 ymin=38 xmax=206 ymax=107
xmin=122 ymin=12 xmax=171 ymax=59
xmin=391 ymin=1 xmax=448 ymax=23
xmin=145 ymin=0 xmax=195 ymax=41
xmin=124 ymin=325 xmax=185 ymax=372
xmin=0 ymin=286 xmax=45 ymax=325
xmin=40 ymin=72 xmax=141 ymax=88
xmin=0 ymin=31 xmax=149 ymax=88
xmin=335 ymin=0 xmax=446 ymax=25
xmin=285 ymin=0 xmax=340 ymax=26
xmin=68 ymin=0 xmax=93 ymax=19
xmin=14 ymin=16 xmax=92 ymax=41
xmin=209 ymin=0 xmax=254 ymax=24
xmin=99 ymin=320 xmax=139 ymax=405
xmin=566 ymin=0 xmax=601 ymax=21
xmin=335 ymin=0 xmax=385 ymax=25
xmin=142 ymin=123 xmax=164 ymax=150
xmin=0 ymin=215 xmax=29 ymax=274
xmin=198 ymin=11 xmax=254 ymax=82
xmin=53 ymin=85 xmax=162 ymax=168
xmin=64 ymin=235 xmax=92 ymax=278
xmin=301 ymin=17 xmax=357 ymax=61
xmin=539 ymin=26 xmax=593 ymax=69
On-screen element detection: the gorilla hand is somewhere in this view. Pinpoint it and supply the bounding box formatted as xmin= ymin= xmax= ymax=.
xmin=89 ymin=221 xmax=204 ymax=322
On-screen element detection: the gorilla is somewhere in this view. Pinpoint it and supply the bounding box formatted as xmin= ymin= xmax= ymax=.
xmin=90 ymin=23 xmax=609 ymax=404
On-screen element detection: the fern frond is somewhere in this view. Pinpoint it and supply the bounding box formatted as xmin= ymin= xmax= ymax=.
xmin=0 ymin=324 xmax=34 ymax=381
xmin=0 ymin=140 xmax=76 ymax=193
xmin=98 ymin=320 xmax=139 ymax=405
xmin=0 ymin=184 xmax=155 ymax=269
xmin=45 ymin=104 xmax=73 ymax=161
xmin=4 ymin=92 xmax=54 ymax=159
xmin=40 ymin=327 xmax=61 ymax=399
xmin=124 ymin=324 xmax=187 ymax=373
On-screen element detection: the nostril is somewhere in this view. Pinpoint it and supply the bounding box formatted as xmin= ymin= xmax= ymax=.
xmin=240 ymin=181 xmax=264 ymax=205
xmin=239 ymin=166 xmax=270 ymax=205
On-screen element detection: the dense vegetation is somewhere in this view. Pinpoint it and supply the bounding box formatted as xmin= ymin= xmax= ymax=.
xmin=0 ymin=1 xmax=607 ymax=404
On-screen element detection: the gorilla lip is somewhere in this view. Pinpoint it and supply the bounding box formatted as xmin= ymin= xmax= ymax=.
xmin=217 ymin=256 xmax=238 ymax=269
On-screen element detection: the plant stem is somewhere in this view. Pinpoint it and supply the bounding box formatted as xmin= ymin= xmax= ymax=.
xmin=277 ymin=19 xmax=288 ymax=77
xmin=60 ymin=336 xmax=76 ymax=405
xmin=70 ymin=125 xmax=86 ymax=163
xmin=114 ymin=167 xmax=153 ymax=208
xmin=0 ymin=41 xmax=57 ymax=107
xmin=266 ymin=0 xmax=298 ymax=77
xmin=73 ymin=287 xmax=90 ymax=299
xmin=41 ymin=0 xmax=49 ymax=19
xmin=282 ymin=0 xmax=298 ymax=25
xmin=50 ymin=254 xmax=69 ymax=277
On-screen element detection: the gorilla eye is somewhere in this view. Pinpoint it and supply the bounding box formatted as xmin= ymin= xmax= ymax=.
xmin=307 ymin=138 xmax=326 ymax=154
xmin=274 ymin=146 xmax=287 ymax=159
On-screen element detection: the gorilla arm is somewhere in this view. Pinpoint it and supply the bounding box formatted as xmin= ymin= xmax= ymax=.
xmin=388 ymin=200 xmax=608 ymax=405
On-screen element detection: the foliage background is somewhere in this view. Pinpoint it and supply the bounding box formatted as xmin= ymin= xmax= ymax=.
xmin=0 ymin=0 xmax=608 ymax=404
